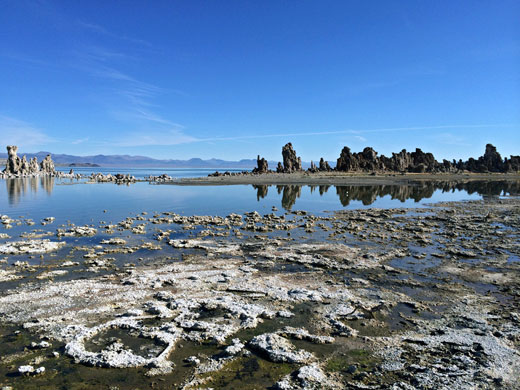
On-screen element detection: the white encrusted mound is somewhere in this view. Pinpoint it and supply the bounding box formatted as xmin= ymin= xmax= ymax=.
xmin=0 ymin=239 xmax=65 ymax=254
xmin=64 ymin=318 xmax=180 ymax=369
xmin=248 ymin=333 xmax=314 ymax=363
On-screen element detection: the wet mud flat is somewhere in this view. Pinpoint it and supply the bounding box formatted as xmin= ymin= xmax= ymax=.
xmin=0 ymin=196 xmax=519 ymax=389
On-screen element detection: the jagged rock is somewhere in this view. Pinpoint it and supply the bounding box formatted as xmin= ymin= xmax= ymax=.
xmin=319 ymin=158 xmax=331 ymax=172
xmin=308 ymin=161 xmax=318 ymax=173
xmin=336 ymin=146 xmax=359 ymax=171
xmin=248 ymin=333 xmax=314 ymax=363
xmin=224 ymin=338 xmax=245 ymax=356
xmin=20 ymin=155 xmax=29 ymax=173
xmin=18 ymin=365 xmax=35 ymax=376
xmin=57 ymin=226 xmax=97 ymax=237
xmin=277 ymin=162 xmax=284 ymax=173
xmin=275 ymin=363 xmax=337 ymax=390
xmin=252 ymin=155 xmax=269 ymax=174
xmin=2 ymin=145 xmax=55 ymax=176
xmin=0 ymin=239 xmax=65 ymax=254
xmin=4 ymin=146 xmax=21 ymax=174
xmin=29 ymin=157 xmax=39 ymax=173
xmin=64 ymin=318 xmax=180 ymax=369
xmin=335 ymin=143 xmax=519 ymax=173
xmin=505 ymin=155 xmax=520 ymax=172
xmin=281 ymin=143 xmax=302 ymax=173
xmin=88 ymin=173 xmax=136 ymax=183
xmin=277 ymin=327 xmax=334 ymax=344
xmin=410 ymin=148 xmax=436 ymax=172
xmin=40 ymin=154 xmax=56 ymax=173
xmin=477 ymin=143 xmax=503 ymax=172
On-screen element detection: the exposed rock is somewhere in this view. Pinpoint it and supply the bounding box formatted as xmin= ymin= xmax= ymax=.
xmin=184 ymin=356 xmax=201 ymax=366
xmin=30 ymin=340 xmax=51 ymax=349
xmin=89 ymin=173 xmax=136 ymax=184
xmin=224 ymin=338 xmax=245 ymax=356
xmin=2 ymin=145 xmax=55 ymax=177
xmin=277 ymin=327 xmax=334 ymax=344
xmin=57 ymin=226 xmax=97 ymax=237
xmin=0 ymin=269 xmax=22 ymax=282
xmin=319 ymin=158 xmax=332 ymax=172
xmin=40 ymin=154 xmax=56 ymax=174
xmin=4 ymin=145 xmax=21 ymax=174
xmin=473 ymin=143 xmax=504 ymax=172
xmin=64 ymin=318 xmax=180 ymax=369
xmin=335 ymin=143 xmax=519 ymax=173
xmin=0 ymin=239 xmax=65 ymax=254
xmin=100 ymin=238 xmax=127 ymax=245
xmin=17 ymin=365 xmax=35 ymax=376
xmin=308 ymin=161 xmax=318 ymax=173
xmin=275 ymin=363 xmax=338 ymax=390
xmin=147 ymin=173 xmax=174 ymax=182
xmin=252 ymin=155 xmax=269 ymax=174
xmin=281 ymin=143 xmax=302 ymax=173
xmin=248 ymin=333 xmax=314 ymax=363
xmin=336 ymin=146 xmax=358 ymax=172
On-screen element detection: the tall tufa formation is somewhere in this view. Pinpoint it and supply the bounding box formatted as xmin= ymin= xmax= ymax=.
xmin=250 ymin=143 xmax=517 ymax=175
xmin=335 ymin=144 xmax=519 ymax=173
xmin=319 ymin=158 xmax=332 ymax=172
xmin=252 ymin=155 xmax=269 ymax=174
xmin=280 ymin=143 xmax=302 ymax=173
xmin=3 ymin=146 xmax=55 ymax=176
xmin=40 ymin=154 xmax=56 ymax=174
xmin=5 ymin=145 xmax=21 ymax=174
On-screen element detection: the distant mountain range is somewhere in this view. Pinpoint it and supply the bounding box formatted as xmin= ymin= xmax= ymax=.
xmin=0 ymin=151 xmax=293 ymax=169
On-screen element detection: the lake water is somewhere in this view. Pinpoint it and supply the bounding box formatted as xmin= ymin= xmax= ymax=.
xmin=1 ymin=170 xmax=519 ymax=230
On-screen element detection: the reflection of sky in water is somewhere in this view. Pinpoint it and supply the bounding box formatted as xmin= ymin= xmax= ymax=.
xmin=0 ymin=178 xmax=518 ymax=229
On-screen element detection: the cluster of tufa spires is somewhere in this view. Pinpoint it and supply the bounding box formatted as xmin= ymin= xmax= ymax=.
xmin=253 ymin=143 xmax=520 ymax=174
xmin=2 ymin=145 xmax=56 ymax=176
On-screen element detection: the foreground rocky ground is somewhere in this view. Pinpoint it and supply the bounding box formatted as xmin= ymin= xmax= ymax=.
xmin=0 ymin=196 xmax=519 ymax=389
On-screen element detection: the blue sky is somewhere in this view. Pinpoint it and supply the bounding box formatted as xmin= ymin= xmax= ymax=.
xmin=1 ymin=1 xmax=519 ymax=161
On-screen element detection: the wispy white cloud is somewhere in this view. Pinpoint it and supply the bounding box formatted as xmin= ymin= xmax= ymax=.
xmin=71 ymin=44 xmax=194 ymax=145
xmin=71 ymin=137 xmax=89 ymax=145
xmin=189 ymin=123 xmax=516 ymax=143
xmin=0 ymin=115 xmax=53 ymax=147
xmin=112 ymin=123 xmax=508 ymax=147
xmin=116 ymin=129 xmax=198 ymax=147
xmin=432 ymin=132 xmax=470 ymax=146
xmin=77 ymin=20 xmax=152 ymax=47
xmin=0 ymin=52 xmax=53 ymax=67
xmin=132 ymin=109 xmax=185 ymax=128
xmin=77 ymin=21 xmax=108 ymax=35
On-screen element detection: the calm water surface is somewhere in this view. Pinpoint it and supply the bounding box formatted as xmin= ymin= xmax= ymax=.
xmin=1 ymin=170 xmax=519 ymax=229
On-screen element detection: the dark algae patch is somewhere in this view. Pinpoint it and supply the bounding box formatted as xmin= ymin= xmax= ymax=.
xmin=201 ymin=356 xmax=296 ymax=390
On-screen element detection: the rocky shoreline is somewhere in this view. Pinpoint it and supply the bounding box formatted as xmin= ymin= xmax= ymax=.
xmin=254 ymin=142 xmax=520 ymax=175
xmin=195 ymin=142 xmax=520 ymax=185
xmin=3 ymin=143 xmax=520 ymax=186
xmin=0 ymin=195 xmax=519 ymax=389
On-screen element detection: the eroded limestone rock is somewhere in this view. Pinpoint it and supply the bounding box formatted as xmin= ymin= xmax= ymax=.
xmin=0 ymin=239 xmax=65 ymax=254
xmin=248 ymin=333 xmax=314 ymax=363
